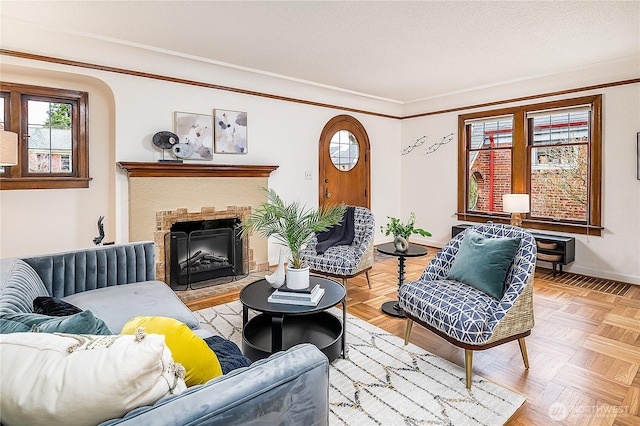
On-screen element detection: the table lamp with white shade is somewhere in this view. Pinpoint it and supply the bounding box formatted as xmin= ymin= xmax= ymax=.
xmin=0 ymin=130 xmax=18 ymax=173
xmin=502 ymin=194 xmax=530 ymax=227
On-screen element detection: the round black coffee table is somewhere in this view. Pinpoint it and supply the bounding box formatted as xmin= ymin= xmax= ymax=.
xmin=239 ymin=275 xmax=346 ymax=362
xmin=377 ymin=242 xmax=428 ymax=318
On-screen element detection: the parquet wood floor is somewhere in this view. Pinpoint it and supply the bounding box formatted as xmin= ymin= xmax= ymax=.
xmin=185 ymin=246 xmax=640 ymax=425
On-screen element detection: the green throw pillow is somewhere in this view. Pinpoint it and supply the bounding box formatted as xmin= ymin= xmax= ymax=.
xmin=0 ymin=310 xmax=112 ymax=335
xmin=446 ymin=230 xmax=521 ymax=299
xmin=0 ymin=318 xmax=31 ymax=334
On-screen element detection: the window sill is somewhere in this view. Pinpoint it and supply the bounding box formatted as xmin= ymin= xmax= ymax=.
xmin=0 ymin=177 xmax=92 ymax=190
xmin=456 ymin=212 xmax=603 ymax=236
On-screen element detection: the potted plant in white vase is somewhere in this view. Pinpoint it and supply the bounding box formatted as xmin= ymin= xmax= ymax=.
xmin=381 ymin=212 xmax=431 ymax=252
xmin=243 ymin=188 xmax=346 ymax=289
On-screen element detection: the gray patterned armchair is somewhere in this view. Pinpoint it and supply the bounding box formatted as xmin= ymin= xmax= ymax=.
xmin=300 ymin=206 xmax=375 ymax=288
xmin=398 ymin=223 xmax=537 ymax=389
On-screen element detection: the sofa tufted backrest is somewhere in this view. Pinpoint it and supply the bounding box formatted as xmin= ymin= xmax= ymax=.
xmin=0 ymin=258 xmax=50 ymax=314
xmin=21 ymin=242 xmax=156 ymax=298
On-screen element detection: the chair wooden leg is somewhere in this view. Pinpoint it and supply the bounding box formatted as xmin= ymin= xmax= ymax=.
xmin=403 ymin=319 xmax=413 ymax=345
xmin=518 ymin=338 xmax=530 ymax=369
xmin=365 ymin=270 xmax=371 ymax=289
xmin=465 ymin=349 xmax=473 ymax=389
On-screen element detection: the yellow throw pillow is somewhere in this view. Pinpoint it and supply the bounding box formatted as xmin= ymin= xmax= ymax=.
xmin=122 ymin=316 xmax=222 ymax=387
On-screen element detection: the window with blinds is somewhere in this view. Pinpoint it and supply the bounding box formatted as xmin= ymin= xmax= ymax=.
xmin=466 ymin=115 xmax=514 ymax=213
xmin=528 ymin=106 xmax=591 ymax=222
xmin=458 ymin=95 xmax=602 ymax=235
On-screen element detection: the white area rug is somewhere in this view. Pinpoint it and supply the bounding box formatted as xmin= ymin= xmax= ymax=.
xmin=195 ymin=301 xmax=525 ymax=425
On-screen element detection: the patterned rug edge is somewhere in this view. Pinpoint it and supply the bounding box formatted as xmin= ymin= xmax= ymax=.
xmin=195 ymin=301 xmax=526 ymax=426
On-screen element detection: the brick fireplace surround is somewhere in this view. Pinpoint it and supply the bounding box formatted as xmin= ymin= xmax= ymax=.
xmin=117 ymin=162 xmax=278 ymax=284
xmin=155 ymin=206 xmax=253 ymax=285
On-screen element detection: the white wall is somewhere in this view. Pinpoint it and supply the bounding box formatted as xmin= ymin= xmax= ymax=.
xmin=0 ymin=56 xmax=401 ymax=264
xmin=0 ymin=64 xmax=116 ymax=258
xmin=0 ymin=14 xmax=404 ymax=261
xmin=1 ymin=18 xmax=637 ymax=283
xmin=399 ymin=59 xmax=640 ymax=284
xmin=104 ymin=70 xmax=401 ymax=263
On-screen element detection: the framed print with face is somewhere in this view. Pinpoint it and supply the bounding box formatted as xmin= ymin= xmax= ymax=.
xmin=214 ymin=109 xmax=247 ymax=154
xmin=174 ymin=112 xmax=213 ymax=160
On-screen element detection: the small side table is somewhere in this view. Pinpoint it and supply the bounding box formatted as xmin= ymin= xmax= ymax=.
xmin=377 ymin=242 xmax=428 ymax=318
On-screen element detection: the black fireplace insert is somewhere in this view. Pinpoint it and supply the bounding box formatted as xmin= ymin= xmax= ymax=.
xmin=166 ymin=218 xmax=245 ymax=290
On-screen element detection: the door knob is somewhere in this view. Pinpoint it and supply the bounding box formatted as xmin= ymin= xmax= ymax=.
xmin=325 ymin=188 xmax=331 ymax=198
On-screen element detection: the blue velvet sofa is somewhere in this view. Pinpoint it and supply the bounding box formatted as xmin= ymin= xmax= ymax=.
xmin=0 ymin=242 xmax=329 ymax=425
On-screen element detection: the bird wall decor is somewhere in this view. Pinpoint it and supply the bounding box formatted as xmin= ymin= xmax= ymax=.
xmin=401 ymin=132 xmax=455 ymax=156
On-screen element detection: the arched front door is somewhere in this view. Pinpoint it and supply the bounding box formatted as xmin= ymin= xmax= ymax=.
xmin=319 ymin=115 xmax=370 ymax=209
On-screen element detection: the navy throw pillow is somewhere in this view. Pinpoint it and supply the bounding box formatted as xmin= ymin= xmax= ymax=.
xmin=203 ymin=335 xmax=251 ymax=374
xmin=33 ymin=296 xmax=83 ymax=316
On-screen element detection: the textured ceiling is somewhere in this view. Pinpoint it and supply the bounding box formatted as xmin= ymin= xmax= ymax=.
xmin=2 ymin=1 xmax=638 ymax=103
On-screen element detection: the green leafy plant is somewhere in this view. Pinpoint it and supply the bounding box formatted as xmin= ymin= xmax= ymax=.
xmin=380 ymin=212 xmax=431 ymax=239
xmin=242 ymin=188 xmax=346 ymax=269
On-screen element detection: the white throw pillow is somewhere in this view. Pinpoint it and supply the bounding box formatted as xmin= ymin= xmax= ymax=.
xmin=0 ymin=331 xmax=187 ymax=426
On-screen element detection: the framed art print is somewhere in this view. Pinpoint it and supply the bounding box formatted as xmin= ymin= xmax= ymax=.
xmin=214 ymin=109 xmax=247 ymax=154
xmin=174 ymin=112 xmax=213 ymax=160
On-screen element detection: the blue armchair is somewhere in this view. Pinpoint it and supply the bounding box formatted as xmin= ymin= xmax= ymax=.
xmin=300 ymin=206 xmax=375 ymax=288
xmin=398 ymin=223 xmax=537 ymax=389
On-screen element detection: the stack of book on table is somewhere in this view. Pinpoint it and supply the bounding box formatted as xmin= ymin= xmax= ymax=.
xmin=267 ymin=284 xmax=325 ymax=306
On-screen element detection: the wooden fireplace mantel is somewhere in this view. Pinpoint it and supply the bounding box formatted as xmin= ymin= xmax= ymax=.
xmin=117 ymin=162 xmax=279 ymax=178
